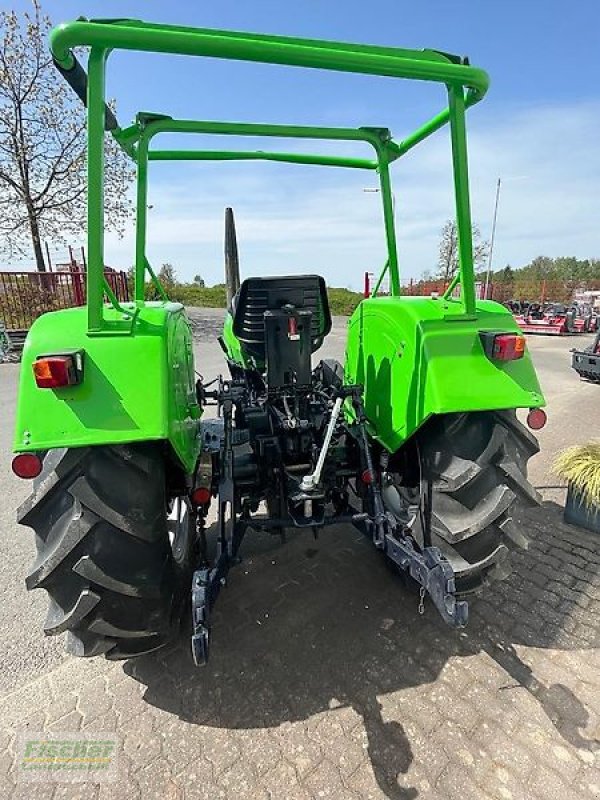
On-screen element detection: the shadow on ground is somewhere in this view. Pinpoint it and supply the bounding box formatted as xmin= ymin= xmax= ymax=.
xmin=125 ymin=501 xmax=600 ymax=800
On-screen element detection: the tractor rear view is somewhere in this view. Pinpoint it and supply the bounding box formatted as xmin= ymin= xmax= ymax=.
xmin=12 ymin=18 xmax=546 ymax=666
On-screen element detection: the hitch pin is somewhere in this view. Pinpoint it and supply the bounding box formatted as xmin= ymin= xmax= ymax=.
xmin=418 ymin=586 xmax=426 ymax=615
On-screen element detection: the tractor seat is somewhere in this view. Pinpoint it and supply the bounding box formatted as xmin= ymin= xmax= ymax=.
xmin=232 ymin=275 xmax=332 ymax=362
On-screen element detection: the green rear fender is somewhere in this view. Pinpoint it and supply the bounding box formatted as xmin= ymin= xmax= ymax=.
xmin=344 ymin=296 xmax=545 ymax=453
xmin=13 ymin=302 xmax=201 ymax=474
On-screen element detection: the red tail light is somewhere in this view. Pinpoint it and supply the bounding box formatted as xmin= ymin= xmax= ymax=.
xmin=12 ymin=453 xmax=43 ymax=479
xmin=361 ymin=469 xmax=375 ymax=484
xmin=481 ymin=332 xmax=526 ymax=362
xmin=191 ymin=487 xmax=211 ymax=506
xmin=32 ymin=352 xmax=82 ymax=388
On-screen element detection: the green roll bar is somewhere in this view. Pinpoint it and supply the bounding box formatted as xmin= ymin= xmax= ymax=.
xmin=125 ymin=116 xmax=398 ymax=305
xmin=48 ymin=17 xmax=489 ymax=332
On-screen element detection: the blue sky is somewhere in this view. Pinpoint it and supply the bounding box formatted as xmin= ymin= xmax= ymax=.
xmin=14 ymin=0 xmax=600 ymax=287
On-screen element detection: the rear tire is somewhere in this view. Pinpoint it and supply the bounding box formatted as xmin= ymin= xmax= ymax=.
xmin=18 ymin=444 xmax=195 ymax=659
xmin=420 ymin=410 xmax=540 ymax=596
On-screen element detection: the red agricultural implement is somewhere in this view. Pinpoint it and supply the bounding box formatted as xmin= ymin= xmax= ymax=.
xmin=510 ymin=303 xmax=576 ymax=336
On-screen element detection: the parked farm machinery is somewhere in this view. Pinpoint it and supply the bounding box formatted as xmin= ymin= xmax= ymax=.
xmin=572 ymin=331 xmax=600 ymax=382
xmin=508 ymin=301 xmax=575 ymax=335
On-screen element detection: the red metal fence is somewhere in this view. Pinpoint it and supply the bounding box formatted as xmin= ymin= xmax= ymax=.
xmin=364 ymin=274 xmax=600 ymax=305
xmin=0 ymin=270 xmax=130 ymax=330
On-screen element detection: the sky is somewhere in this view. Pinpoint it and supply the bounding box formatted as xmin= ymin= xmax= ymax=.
xmin=10 ymin=0 xmax=600 ymax=288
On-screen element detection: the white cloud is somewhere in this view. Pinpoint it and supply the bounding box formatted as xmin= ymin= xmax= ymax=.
xmin=104 ymin=100 xmax=600 ymax=290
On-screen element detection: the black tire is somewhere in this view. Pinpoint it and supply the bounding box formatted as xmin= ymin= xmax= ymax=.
xmin=418 ymin=410 xmax=540 ymax=596
xmin=18 ymin=444 xmax=195 ymax=660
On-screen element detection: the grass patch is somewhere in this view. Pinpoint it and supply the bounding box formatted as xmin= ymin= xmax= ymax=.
xmin=152 ymin=282 xmax=364 ymax=316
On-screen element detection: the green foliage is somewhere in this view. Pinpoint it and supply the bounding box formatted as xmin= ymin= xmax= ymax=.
xmin=326 ymin=287 xmax=363 ymax=315
xmin=143 ymin=273 xmax=363 ymax=315
xmin=494 ymin=256 xmax=600 ymax=286
xmin=554 ymin=444 xmax=600 ymax=510
xmin=168 ymin=282 xmax=227 ymax=307
xmin=492 ymin=255 xmax=600 ymax=302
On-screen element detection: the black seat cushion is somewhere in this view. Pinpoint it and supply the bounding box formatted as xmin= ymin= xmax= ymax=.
xmin=232 ymin=275 xmax=331 ymax=361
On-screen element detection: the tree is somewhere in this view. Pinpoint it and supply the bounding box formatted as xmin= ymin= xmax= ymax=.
xmin=436 ymin=219 xmax=489 ymax=283
xmin=496 ymin=265 xmax=515 ymax=284
xmin=0 ymin=2 xmax=133 ymax=271
xmin=193 ymin=274 xmax=205 ymax=287
xmin=158 ymin=263 xmax=177 ymax=287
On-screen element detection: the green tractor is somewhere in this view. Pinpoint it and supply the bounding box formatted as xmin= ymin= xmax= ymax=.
xmin=12 ymin=18 xmax=546 ymax=665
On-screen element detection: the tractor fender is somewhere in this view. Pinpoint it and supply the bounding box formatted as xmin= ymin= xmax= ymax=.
xmin=13 ymin=303 xmax=201 ymax=473
xmin=344 ymin=296 xmax=545 ymax=453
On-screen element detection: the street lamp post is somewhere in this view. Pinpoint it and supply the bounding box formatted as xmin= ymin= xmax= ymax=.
xmin=484 ymin=178 xmax=501 ymax=299
xmin=363 ymin=186 xmax=396 ymax=213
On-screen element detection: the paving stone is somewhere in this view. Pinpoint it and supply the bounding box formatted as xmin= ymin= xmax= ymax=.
xmin=303 ymin=757 xmax=356 ymax=798
xmin=81 ymin=708 xmax=119 ymax=734
xmin=46 ymin=709 xmax=82 ymax=732
xmin=53 ymin=784 xmax=100 ymax=800
xmin=45 ymin=692 xmax=78 ymax=726
xmin=343 ymin=761 xmax=388 ymax=799
xmin=261 ymin=759 xmax=310 ymax=799
xmin=122 ymin=712 xmax=162 ymax=770
xmin=3 ymin=505 xmax=600 ymax=800
xmin=233 ymin=730 xmax=281 ymax=779
xmin=201 ymin=728 xmax=242 ymax=776
xmin=75 ymin=678 xmax=113 ymax=725
xmin=513 ymin=727 xmax=582 ymax=784
xmin=97 ymin=752 xmax=140 ymax=800
xmin=471 ymin=721 xmax=536 ymax=781
xmin=136 ymin=755 xmax=183 ymax=800
xmin=106 ymin=678 xmax=147 ymax=724
xmin=172 ymin=760 xmax=224 ymax=800
xmin=436 ymin=763 xmax=494 ymax=800
xmin=217 ymin=757 xmax=268 ymax=799
xmin=12 ymin=783 xmax=58 ymax=800
xmin=528 ymin=762 xmax=578 ymax=800
xmin=160 ymin=719 xmax=204 ymax=770
xmin=482 ymin=763 xmax=543 ymax=800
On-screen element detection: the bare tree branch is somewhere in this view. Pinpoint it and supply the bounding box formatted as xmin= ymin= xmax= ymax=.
xmin=0 ymin=0 xmax=134 ymax=270
xmin=437 ymin=219 xmax=489 ymax=282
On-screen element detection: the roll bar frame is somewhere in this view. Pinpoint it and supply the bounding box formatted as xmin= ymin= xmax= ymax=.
xmin=48 ymin=17 xmax=489 ymax=332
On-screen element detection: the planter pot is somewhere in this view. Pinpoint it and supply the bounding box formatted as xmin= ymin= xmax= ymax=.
xmin=564 ymin=483 xmax=600 ymax=534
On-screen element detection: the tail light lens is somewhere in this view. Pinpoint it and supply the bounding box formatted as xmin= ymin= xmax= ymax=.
xmin=191 ymin=487 xmax=211 ymax=506
xmin=527 ymin=408 xmax=547 ymax=430
xmin=32 ymin=352 xmax=83 ymax=388
xmin=12 ymin=453 xmax=43 ymax=479
xmin=481 ymin=332 xmax=526 ymax=362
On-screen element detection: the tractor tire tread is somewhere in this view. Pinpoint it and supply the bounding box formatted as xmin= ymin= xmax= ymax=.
xmin=421 ymin=410 xmax=540 ymax=595
xmin=19 ymin=444 xmax=183 ymax=660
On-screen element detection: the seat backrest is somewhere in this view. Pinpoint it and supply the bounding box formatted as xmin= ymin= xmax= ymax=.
xmin=232 ymin=275 xmax=332 ymax=361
